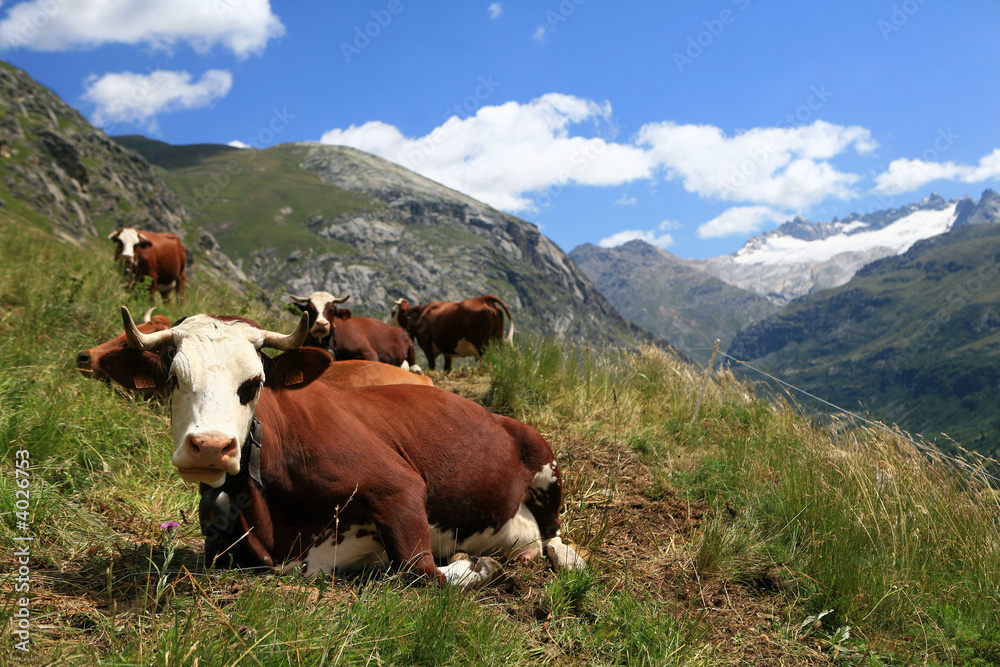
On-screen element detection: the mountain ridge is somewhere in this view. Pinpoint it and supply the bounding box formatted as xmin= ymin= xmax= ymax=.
xmin=0 ymin=62 xmax=247 ymax=287
xmin=569 ymin=240 xmax=779 ymax=364
xmin=693 ymin=193 xmax=962 ymax=304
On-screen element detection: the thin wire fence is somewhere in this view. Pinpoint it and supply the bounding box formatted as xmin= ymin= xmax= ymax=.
xmin=684 ymin=346 xmax=1000 ymax=486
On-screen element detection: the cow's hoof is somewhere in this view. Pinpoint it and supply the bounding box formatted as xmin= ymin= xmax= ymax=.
xmin=441 ymin=554 xmax=502 ymax=588
xmin=469 ymin=555 xmax=502 ymax=584
xmin=544 ymin=536 xmax=587 ymax=571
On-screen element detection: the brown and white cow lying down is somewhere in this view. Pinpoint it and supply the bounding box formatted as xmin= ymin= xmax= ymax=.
xmin=76 ymin=308 xmax=172 ymax=381
xmin=290 ymin=292 xmax=417 ymax=371
xmin=96 ymin=307 xmax=583 ymax=586
xmin=108 ymin=227 xmax=187 ymax=304
xmin=388 ymin=295 xmax=515 ymax=371
xmin=78 ymin=311 xmax=432 ymax=389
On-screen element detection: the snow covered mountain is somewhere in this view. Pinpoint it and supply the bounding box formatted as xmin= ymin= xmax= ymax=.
xmin=690 ymin=191 xmax=1000 ymax=305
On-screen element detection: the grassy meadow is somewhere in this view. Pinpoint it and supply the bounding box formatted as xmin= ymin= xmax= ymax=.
xmin=2 ymin=215 xmax=1000 ymax=665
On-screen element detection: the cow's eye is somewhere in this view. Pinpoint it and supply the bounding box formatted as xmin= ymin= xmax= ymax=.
xmin=237 ymin=377 xmax=262 ymax=405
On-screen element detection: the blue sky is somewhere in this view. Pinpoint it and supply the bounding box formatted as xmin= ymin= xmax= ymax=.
xmin=2 ymin=0 xmax=999 ymax=258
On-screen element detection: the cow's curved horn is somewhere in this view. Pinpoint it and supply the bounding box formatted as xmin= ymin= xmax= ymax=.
xmin=141 ymin=307 xmax=157 ymax=323
xmin=288 ymin=293 xmax=311 ymax=304
xmin=121 ymin=306 xmax=173 ymax=350
xmin=393 ymin=298 xmax=405 ymax=305
xmin=260 ymin=312 xmax=310 ymax=351
xmin=107 ymin=228 xmax=121 ymax=239
xmin=332 ymin=294 xmax=351 ymax=304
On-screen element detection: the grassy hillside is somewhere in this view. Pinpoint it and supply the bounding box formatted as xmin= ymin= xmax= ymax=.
xmin=727 ymin=221 xmax=1000 ymax=455
xmin=2 ymin=212 xmax=1000 ymax=665
xmin=114 ymin=137 xmax=377 ymax=262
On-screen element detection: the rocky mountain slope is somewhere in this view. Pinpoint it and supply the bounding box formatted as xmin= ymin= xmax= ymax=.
xmin=115 ymin=136 xmax=661 ymax=349
xmin=726 ymin=216 xmax=1000 ymax=454
xmin=0 ymin=61 xmax=242 ymax=284
xmin=0 ymin=62 xmax=186 ymax=240
xmin=570 ymin=240 xmax=779 ymax=364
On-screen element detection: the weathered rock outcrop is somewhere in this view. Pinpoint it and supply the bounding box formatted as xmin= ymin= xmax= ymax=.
xmin=0 ymin=61 xmax=185 ymax=241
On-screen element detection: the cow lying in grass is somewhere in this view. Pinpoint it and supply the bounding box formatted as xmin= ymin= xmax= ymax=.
xmin=77 ymin=310 xmax=433 ymax=389
xmin=96 ymin=307 xmax=584 ymax=586
xmin=76 ymin=307 xmax=171 ymax=381
xmin=290 ymin=291 xmax=417 ymax=370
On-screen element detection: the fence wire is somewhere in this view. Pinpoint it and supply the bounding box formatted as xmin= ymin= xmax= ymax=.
xmin=684 ymin=347 xmax=1000 ymax=486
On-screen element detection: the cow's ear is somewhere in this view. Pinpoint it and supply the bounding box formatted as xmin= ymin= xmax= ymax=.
xmin=335 ymin=308 xmax=352 ymax=320
xmin=262 ymin=348 xmax=331 ymax=389
xmin=98 ymin=348 xmax=169 ymax=390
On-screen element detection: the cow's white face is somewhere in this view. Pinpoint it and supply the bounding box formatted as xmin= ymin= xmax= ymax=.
xmin=165 ymin=316 xmax=267 ymax=487
xmin=305 ymin=291 xmax=337 ymax=339
xmin=113 ymin=227 xmax=143 ymax=260
xmin=97 ymin=308 xmax=323 ymax=488
xmin=386 ymin=300 xmax=405 ymax=328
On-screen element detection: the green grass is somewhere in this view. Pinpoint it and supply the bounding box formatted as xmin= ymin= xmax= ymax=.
xmin=482 ymin=336 xmax=1000 ymax=664
xmin=134 ymin=143 xmax=378 ymax=261
xmin=2 ymin=215 xmax=999 ymax=664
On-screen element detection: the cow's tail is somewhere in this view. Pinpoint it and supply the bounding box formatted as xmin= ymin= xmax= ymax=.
xmin=484 ymin=295 xmax=515 ymax=345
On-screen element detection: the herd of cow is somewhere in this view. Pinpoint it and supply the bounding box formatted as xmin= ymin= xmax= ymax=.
xmin=80 ymin=227 xmax=585 ymax=588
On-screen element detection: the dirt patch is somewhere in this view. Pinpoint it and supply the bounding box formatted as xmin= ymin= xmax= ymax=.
xmin=550 ymin=435 xmax=821 ymax=665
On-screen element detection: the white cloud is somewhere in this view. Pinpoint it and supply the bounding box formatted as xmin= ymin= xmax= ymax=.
xmin=600 ymin=219 xmax=678 ymax=248
xmin=321 ymin=93 xmax=651 ymax=212
xmin=0 ymin=0 xmax=284 ymax=58
xmin=874 ymin=148 xmax=1000 ymax=195
xmin=488 ymin=3 xmax=502 ymax=19
xmin=319 ymin=94 xmax=883 ymax=216
xmin=599 ymin=229 xmax=675 ymax=249
xmin=533 ymin=26 xmax=547 ymax=43
xmin=636 ymin=120 xmax=875 ymax=209
xmin=83 ymin=69 xmax=233 ymax=129
xmin=698 ymin=206 xmax=788 ymax=239
xmin=615 ymin=194 xmax=637 ymax=206
xmin=228 ymin=140 xmax=251 ymax=148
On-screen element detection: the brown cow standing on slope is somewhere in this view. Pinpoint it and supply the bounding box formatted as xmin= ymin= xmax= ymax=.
xmin=290 ymin=291 xmax=417 ymax=370
xmin=96 ymin=307 xmax=584 ymax=586
xmin=387 ymin=295 xmax=514 ymax=371
xmin=108 ymin=227 xmax=187 ymax=304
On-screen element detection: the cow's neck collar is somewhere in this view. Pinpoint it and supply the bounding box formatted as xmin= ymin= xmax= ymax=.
xmin=244 ymin=412 xmax=264 ymax=489
xmin=198 ymin=412 xmax=263 ymax=550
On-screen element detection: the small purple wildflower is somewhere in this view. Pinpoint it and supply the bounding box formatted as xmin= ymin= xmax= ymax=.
xmin=160 ymin=521 xmax=180 ymax=530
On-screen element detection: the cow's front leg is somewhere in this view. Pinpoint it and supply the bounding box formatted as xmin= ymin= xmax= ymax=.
xmin=371 ymin=483 xmax=499 ymax=588
xmin=370 ymin=481 xmax=448 ymax=584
